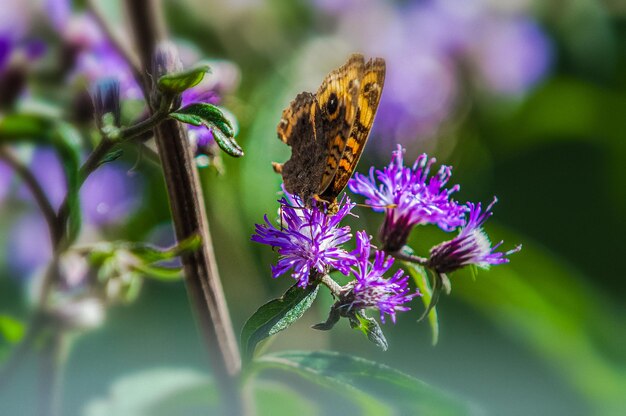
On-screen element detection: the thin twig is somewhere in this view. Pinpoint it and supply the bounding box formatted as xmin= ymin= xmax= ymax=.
xmin=388 ymin=250 xmax=428 ymax=265
xmin=0 ymin=146 xmax=60 ymax=243
xmin=320 ymin=274 xmax=343 ymax=297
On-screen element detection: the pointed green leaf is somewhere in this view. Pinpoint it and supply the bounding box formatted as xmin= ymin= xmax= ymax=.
xmin=241 ymin=283 xmax=319 ymax=364
xmin=128 ymin=234 xmax=202 ymax=263
xmin=349 ymin=312 xmax=389 ymax=351
xmin=211 ymin=126 xmax=244 ymax=158
xmin=254 ymin=351 xmax=476 ymax=416
xmin=157 ymin=63 xmax=211 ymax=94
xmin=99 ymin=148 xmax=124 ymax=165
xmin=170 ymin=103 xmax=243 ymax=158
xmin=404 ymin=261 xmax=439 ymax=345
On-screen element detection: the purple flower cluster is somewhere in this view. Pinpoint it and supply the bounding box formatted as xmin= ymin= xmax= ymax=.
xmin=251 ymin=193 xmax=356 ymax=287
xmin=349 ymin=145 xmax=466 ymax=252
xmin=253 ymin=145 xmax=520 ymax=326
xmin=428 ymin=199 xmax=522 ymax=273
xmin=342 ymin=232 xmax=419 ymax=323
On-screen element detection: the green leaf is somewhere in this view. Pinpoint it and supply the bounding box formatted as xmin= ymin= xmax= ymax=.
xmin=156 ymin=63 xmax=211 ymax=94
xmin=0 ymin=113 xmax=52 ymax=142
xmin=254 ymin=351 xmax=475 ymax=416
xmin=254 ymin=381 xmax=319 ymax=416
xmin=241 ymin=283 xmax=319 ymax=364
xmin=83 ymin=368 xmax=218 ymax=416
xmin=349 ymin=312 xmax=388 ymax=351
xmin=128 ymin=234 xmax=202 ymax=263
xmin=135 ymin=264 xmax=183 ymax=281
xmin=170 ymin=103 xmax=244 ymax=158
xmin=404 ymin=261 xmax=439 ymax=345
xmin=0 ymin=315 xmax=25 ymax=344
xmin=211 ymin=127 xmax=244 ymax=158
xmin=99 ymin=148 xmax=124 ymax=165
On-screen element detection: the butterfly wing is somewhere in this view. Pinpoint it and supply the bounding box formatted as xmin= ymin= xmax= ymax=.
xmin=315 ymin=54 xmax=364 ymax=198
xmin=276 ymin=92 xmax=327 ymax=205
xmin=319 ymin=57 xmax=386 ymax=202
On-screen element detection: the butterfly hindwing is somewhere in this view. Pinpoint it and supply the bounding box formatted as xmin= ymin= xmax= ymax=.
xmin=276 ymin=92 xmax=327 ymax=204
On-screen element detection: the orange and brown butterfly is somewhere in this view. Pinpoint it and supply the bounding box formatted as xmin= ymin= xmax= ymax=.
xmin=272 ymin=53 xmax=386 ymax=213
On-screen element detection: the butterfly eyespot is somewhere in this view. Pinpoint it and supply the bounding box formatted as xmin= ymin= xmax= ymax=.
xmin=326 ymin=93 xmax=339 ymax=115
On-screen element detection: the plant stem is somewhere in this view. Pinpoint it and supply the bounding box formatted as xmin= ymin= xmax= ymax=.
xmin=320 ymin=274 xmax=343 ymax=297
xmin=388 ymin=250 xmax=428 ymax=265
xmin=125 ymin=0 xmax=243 ymax=413
xmin=0 ymin=146 xmax=60 ymax=244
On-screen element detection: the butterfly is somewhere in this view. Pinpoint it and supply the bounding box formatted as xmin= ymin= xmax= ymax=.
xmin=272 ymin=53 xmax=386 ymax=213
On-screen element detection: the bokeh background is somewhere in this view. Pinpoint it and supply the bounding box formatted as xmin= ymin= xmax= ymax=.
xmin=1 ymin=0 xmax=625 ymax=415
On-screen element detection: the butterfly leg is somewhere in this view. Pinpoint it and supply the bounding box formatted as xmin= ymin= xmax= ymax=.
xmin=313 ymin=194 xmax=339 ymax=215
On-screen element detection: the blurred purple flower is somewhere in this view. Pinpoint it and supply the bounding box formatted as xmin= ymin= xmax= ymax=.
xmin=80 ymin=164 xmax=143 ymax=226
xmin=470 ymin=17 xmax=552 ymax=95
xmin=427 ymin=198 xmax=521 ymax=273
xmin=0 ymin=161 xmax=12 ymax=202
xmin=314 ymin=0 xmax=552 ymax=144
xmin=71 ymin=42 xmax=141 ymax=100
xmin=340 ymin=231 xmax=419 ymax=324
xmin=349 ymin=145 xmax=466 ymax=252
xmin=17 ymin=148 xmax=142 ymax=225
xmin=7 ymin=213 xmax=52 ymax=277
xmin=251 ymin=192 xmax=356 ymax=287
xmin=0 ymin=0 xmax=45 ymax=75
xmin=0 ymin=36 xmax=12 ymax=72
xmin=46 ymin=0 xmax=141 ymax=99
xmin=18 ymin=148 xmax=67 ymax=210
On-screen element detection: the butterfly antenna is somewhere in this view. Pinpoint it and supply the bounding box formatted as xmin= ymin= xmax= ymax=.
xmin=354 ymin=202 xmax=397 ymax=210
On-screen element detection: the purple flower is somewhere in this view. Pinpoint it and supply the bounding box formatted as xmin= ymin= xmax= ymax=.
xmin=46 ymin=0 xmax=141 ymax=99
xmin=470 ymin=17 xmax=552 ymax=95
xmin=349 ymin=145 xmax=466 ymax=252
xmin=0 ymin=161 xmax=13 ymax=202
xmin=312 ymin=0 xmax=552 ymax=147
xmin=16 ymin=149 xmax=142 ymax=225
xmin=7 ymin=213 xmax=52 ymax=277
xmin=251 ymin=192 xmax=356 ymax=287
xmin=17 ymin=148 xmax=67 ymax=210
xmin=71 ymin=42 xmax=141 ymax=100
xmin=427 ymin=198 xmax=521 ymax=273
xmin=340 ymin=231 xmax=419 ymax=324
xmin=80 ymin=164 xmax=143 ymax=226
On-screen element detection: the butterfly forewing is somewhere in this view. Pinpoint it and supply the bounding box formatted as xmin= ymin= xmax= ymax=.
xmin=320 ymin=57 xmax=386 ymax=201
xmin=315 ymin=54 xmax=364 ymax=196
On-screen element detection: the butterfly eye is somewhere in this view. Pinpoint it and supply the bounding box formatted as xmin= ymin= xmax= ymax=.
xmin=326 ymin=93 xmax=339 ymax=115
